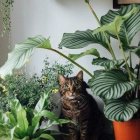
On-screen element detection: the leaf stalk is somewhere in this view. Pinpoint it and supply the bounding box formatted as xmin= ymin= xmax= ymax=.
xmin=48 ymin=48 xmax=94 ymax=78
xmin=85 ymin=1 xmax=116 ymax=60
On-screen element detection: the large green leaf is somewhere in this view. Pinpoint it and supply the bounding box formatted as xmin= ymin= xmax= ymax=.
xmin=34 ymin=91 xmax=50 ymax=113
xmin=92 ymin=57 xmax=124 ymax=69
xmin=32 ymin=92 xmax=51 ymax=134
xmin=16 ymin=108 xmax=28 ymax=137
xmin=89 ymin=70 xmax=138 ymax=99
xmin=10 ymin=99 xmax=28 ymax=138
xmin=59 ymin=30 xmax=111 ymax=52
xmin=100 ymin=4 xmax=140 ymax=49
xmin=68 ymin=48 xmax=100 ymax=61
xmin=0 ymin=36 xmax=51 ymax=78
xmin=104 ymin=99 xmax=140 ymax=121
xmin=6 ymin=112 xmax=17 ymax=127
xmin=40 ymin=110 xmax=58 ymax=121
xmin=39 ymin=134 xmax=55 ymax=140
xmin=94 ymin=7 xmax=138 ymax=36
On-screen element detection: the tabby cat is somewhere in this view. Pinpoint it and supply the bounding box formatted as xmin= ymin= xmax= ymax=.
xmin=58 ymin=71 xmax=101 ymax=140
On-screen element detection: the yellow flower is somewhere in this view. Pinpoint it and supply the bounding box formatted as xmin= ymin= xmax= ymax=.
xmin=52 ymin=89 xmax=58 ymax=93
xmin=0 ymin=84 xmax=7 ymax=94
xmin=2 ymin=86 xmax=7 ymax=92
xmin=41 ymin=76 xmax=47 ymax=83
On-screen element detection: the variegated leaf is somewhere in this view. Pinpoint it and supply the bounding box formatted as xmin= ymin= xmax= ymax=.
xmin=68 ymin=48 xmax=100 ymax=60
xmin=104 ymin=99 xmax=140 ymax=121
xmin=0 ymin=36 xmax=51 ymax=78
xmin=89 ymin=70 xmax=138 ymax=99
xmin=92 ymin=57 xmax=124 ymax=69
xmin=59 ymin=30 xmax=111 ymax=52
xmin=101 ymin=4 xmax=140 ymax=50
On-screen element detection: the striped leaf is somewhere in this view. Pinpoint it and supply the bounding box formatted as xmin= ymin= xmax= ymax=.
xmin=100 ymin=4 xmax=140 ymax=50
xmin=68 ymin=48 xmax=100 ymax=61
xmin=94 ymin=7 xmax=138 ymax=36
xmin=89 ymin=70 xmax=138 ymax=99
xmin=92 ymin=57 xmax=124 ymax=69
xmin=104 ymin=99 xmax=140 ymax=121
xmin=0 ymin=36 xmax=51 ymax=78
xmin=59 ymin=30 xmax=111 ymax=52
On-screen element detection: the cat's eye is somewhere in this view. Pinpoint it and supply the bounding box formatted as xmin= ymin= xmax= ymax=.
xmin=63 ymin=84 xmax=70 ymax=90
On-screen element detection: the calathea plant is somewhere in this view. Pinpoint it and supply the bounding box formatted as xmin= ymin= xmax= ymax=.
xmin=59 ymin=3 xmax=140 ymax=121
xmin=0 ymin=2 xmax=140 ymax=122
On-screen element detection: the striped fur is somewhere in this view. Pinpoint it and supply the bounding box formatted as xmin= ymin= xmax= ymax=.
xmin=59 ymin=71 xmax=101 ymax=140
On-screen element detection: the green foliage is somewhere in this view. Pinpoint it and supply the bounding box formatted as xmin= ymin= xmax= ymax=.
xmin=1 ymin=74 xmax=41 ymax=110
xmin=41 ymin=58 xmax=73 ymax=90
xmin=59 ymin=30 xmax=111 ymax=53
xmin=68 ymin=48 xmax=100 ymax=61
xmin=0 ymin=3 xmax=140 ymax=122
xmin=104 ymin=98 xmax=140 ymax=121
xmin=0 ymin=92 xmax=71 ymax=140
xmin=90 ymin=70 xmax=138 ymax=100
xmin=0 ymin=36 xmax=51 ymax=78
xmin=0 ymin=58 xmax=73 ymax=111
xmin=100 ymin=4 xmax=140 ymax=50
xmin=92 ymin=58 xmax=125 ymax=69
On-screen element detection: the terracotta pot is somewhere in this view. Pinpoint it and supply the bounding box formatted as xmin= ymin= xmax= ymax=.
xmin=113 ymin=119 xmax=140 ymax=140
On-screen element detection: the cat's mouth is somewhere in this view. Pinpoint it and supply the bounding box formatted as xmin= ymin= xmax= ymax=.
xmin=67 ymin=96 xmax=75 ymax=99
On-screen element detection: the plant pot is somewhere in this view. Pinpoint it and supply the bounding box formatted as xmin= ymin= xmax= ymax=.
xmin=113 ymin=119 xmax=140 ymax=140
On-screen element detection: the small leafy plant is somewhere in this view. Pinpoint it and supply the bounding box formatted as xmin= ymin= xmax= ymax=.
xmin=0 ymin=91 xmax=70 ymax=140
xmin=0 ymin=58 xmax=73 ymax=111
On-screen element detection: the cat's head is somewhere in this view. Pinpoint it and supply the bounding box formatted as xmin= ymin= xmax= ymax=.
xmin=58 ymin=71 xmax=89 ymax=99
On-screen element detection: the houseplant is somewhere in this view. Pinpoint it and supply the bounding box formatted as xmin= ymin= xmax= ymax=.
xmin=0 ymin=58 xmax=73 ymax=111
xmin=0 ymin=1 xmax=140 ymax=140
xmin=0 ymin=90 xmax=71 ymax=140
xmin=59 ymin=2 xmax=140 ymax=140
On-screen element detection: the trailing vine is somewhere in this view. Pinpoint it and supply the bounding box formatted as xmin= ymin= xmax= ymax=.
xmin=0 ymin=0 xmax=14 ymax=37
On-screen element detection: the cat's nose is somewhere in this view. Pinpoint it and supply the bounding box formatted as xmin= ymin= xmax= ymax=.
xmin=69 ymin=92 xmax=73 ymax=96
xmin=72 ymin=92 xmax=76 ymax=96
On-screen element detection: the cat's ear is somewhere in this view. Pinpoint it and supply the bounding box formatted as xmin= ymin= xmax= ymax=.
xmin=76 ymin=71 xmax=83 ymax=81
xmin=58 ymin=75 xmax=66 ymax=85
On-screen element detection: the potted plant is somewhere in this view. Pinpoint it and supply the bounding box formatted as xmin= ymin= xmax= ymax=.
xmin=0 ymin=1 xmax=140 ymax=140
xmin=59 ymin=2 xmax=140 ymax=140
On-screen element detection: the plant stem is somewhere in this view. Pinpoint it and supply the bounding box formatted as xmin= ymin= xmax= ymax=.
xmin=48 ymin=48 xmax=94 ymax=78
xmin=129 ymin=51 xmax=132 ymax=68
xmin=116 ymin=33 xmax=132 ymax=81
xmin=85 ymin=1 xmax=116 ymax=60
xmin=136 ymin=61 xmax=140 ymax=98
xmin=86 ymin=1 xmax=101 ymax=26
